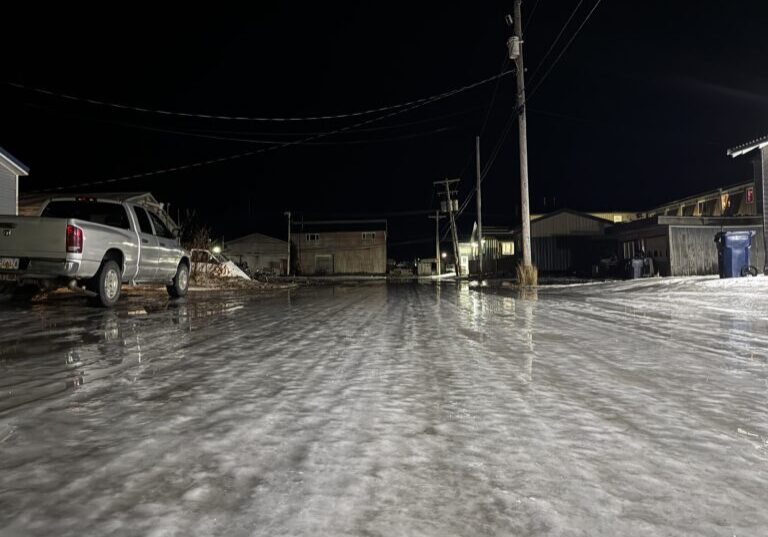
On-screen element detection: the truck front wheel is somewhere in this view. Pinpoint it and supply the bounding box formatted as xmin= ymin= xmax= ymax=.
xmin=167 ymin=262 xmax=189 ymax=298
xmin=89 ymin=260 xmax=122 ymax=307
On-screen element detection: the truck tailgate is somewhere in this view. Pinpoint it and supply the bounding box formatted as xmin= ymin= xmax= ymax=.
xmin=0 ymin=217 xmax=67 ymax=259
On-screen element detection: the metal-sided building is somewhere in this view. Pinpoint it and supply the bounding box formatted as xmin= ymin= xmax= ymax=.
xmin=510 ymin=209 xmax=616 ymax=275
xmin=0 ymin=147 xmax=29 ymax=215
xmin=224 ymin=232 xmax=288 ymax=275
xmin=292 ymin=220 xmax=387 ymax=275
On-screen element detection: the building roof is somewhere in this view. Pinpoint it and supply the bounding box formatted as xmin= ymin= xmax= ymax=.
xmin=644 ymin=180 xmax=752 ymax=215
xmin=294 ymin=219 xmax=387 ymax=233
xmin=727 ymin=134 xmax=768 ymax=158
xmin=226 ymin=231 xmax=287 ymax=246
xmin=0 ymin=147 xmax=29 ymax=176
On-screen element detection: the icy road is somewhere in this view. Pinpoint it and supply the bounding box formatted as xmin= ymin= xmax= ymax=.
xmin=1 ymin=279 xmax=767 ymax=537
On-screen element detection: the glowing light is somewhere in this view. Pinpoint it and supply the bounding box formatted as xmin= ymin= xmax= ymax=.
xmin=212 ymin=246 xmax=222 ymax=254
xmin=441 ymin=252 xmax=447 ymax=259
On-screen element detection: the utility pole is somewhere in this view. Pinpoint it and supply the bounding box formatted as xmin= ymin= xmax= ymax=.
xmin=434 ymin=178 xmax=462 ymax=278
xmin=428 ymin=211 xmax=444 ymax=275
xmin=509 ymin=0 xmax=533 ymax=270
xmin=475 ymin=135 xmax=483 ymax=274
xmin=284 ymin=211 xmax=291 ymax=276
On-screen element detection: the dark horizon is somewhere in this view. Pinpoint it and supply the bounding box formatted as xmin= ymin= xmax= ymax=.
xmin=3 ymin=1 xmax=768 ymax=259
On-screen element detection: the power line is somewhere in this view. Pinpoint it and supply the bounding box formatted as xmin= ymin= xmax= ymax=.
xmin=523 ymin=0 xmax=542 ymax=31
xmin=527 ymin=0 xmax=604 ymax=99
xmin=448 ymin=0 xmax=605 ymax=234
xmin=29 ymin=71 xmax=511 ymax=193
xmin=526 ymin=0 xmax=584 ymax=84
xmin=7 ymin=71 xmax=512 ymax=123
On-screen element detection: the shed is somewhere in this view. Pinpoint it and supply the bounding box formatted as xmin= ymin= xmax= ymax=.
xmin=0 ymin=147 xmax=30 ymax=215
xmin=224 ymin=232 xmax=288 ymax=275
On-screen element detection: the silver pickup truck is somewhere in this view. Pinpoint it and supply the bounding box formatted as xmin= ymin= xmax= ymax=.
xmin=0 ymin=195 xmax=190 ymax=306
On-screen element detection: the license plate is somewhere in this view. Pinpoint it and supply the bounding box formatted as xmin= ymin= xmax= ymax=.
xmin=0 ymin=257 xmax=19 ymax=270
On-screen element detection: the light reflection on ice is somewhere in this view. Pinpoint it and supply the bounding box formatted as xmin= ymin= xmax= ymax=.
xmin=0 ymin=278 xmax=766 ymax=536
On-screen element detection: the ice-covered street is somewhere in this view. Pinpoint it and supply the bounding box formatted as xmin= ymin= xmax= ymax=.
xmin=1 ymin=279 xmax=767 ymax=536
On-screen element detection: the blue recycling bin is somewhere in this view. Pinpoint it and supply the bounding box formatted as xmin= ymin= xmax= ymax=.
xmin=714 ymin=231 xmax=756 ymax=278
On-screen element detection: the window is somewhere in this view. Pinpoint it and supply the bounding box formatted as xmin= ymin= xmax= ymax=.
xmin=306 ymin=233 xmax=320 ymax=243
xmin=133 ymin=206 xmax=154 ymax=234
xmin=148 ymin=211 xmax=174 ymax=239
xmin=42 ymin=201 xmax=130 ymax=230
xmin=362 ymin=232 xmax=375 ymax=243
xmin=501 ymin=241 xmax=514 ymax=256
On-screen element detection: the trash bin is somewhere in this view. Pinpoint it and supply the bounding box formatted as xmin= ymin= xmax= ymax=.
xmin=714 ymin=231 xmax=756 ymax=278
xmin=627 ymin=258 xmax=644 ymax=279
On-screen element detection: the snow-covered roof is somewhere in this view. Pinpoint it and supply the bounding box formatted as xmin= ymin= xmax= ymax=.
xmin=727 ymin=134 xmax=768 ymax=157
xmin=0 ymin=146 xmax=29 ymax=176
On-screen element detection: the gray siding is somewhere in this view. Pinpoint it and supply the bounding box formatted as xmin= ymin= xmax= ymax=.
xmin=669 ymin=225 xmax=764 ymax=276
xmin=224 ymin=233 xmax=288 ymax=273
xmin=0 ymin=166 xmax=17 ymax=215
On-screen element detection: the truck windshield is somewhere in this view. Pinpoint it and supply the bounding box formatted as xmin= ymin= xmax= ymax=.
xmin=41 ymin=201 xmax=131 ymax=230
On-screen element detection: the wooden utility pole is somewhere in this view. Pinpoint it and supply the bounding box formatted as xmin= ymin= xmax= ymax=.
xmin=475 ymin=135 xmax=483 ymax=274
xmin=284 ymin=211 xmax=291 ymax=276
xmin=428 ymin=211 xmax=444 ymax=275
xmin=510 ymin=0 xmax=532 ymax=268
xmin=434 ymin=178 xmax=461 ymax=277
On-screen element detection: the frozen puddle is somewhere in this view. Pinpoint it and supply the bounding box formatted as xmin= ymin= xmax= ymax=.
xmin=0 ymin=280 xmax=767 ymax=536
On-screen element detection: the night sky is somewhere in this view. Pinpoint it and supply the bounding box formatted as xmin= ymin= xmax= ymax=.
xmin=3 ymin=2 xmax=768 ymax=258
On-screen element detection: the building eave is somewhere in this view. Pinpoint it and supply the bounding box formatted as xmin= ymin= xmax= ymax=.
xmin=0 ymin=147 xmax=29 ymax=176
xmin=727 ymin=134 xmax=768 ymax=158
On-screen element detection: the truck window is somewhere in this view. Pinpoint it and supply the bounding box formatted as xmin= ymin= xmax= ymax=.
xmin=148 ymin=211 xmax=175 ymax=239
xmin=41 ymin=201 xmax=130 ymax=230
xmin=132 ymin=206 xmax=154 ymax=234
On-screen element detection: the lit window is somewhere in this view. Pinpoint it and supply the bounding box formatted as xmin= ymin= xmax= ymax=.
xmin=501 ymin=241 xmax=514 ymax=255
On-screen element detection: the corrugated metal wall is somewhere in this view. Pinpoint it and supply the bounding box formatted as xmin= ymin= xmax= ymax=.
xmin=531 ymin=212 xmax=609 ymax=238
xmin=0 ymin=167 xmax=17 ymax=215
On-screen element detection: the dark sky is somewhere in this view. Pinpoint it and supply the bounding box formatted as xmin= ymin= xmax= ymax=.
xmin=2 ymin=1 xmax=768 ymax=258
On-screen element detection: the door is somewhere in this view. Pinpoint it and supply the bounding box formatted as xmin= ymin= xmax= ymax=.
xmin=148 ymin=210 xmax=179 ymax=279
xmin=315 ymin=254 xmax=333 ymax=274
xmin=131 ymin=206 xmax=160 ymax=281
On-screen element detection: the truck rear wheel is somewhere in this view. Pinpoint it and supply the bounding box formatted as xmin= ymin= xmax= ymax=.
xmin=167 ymin=262 xmax=189 ymax=298
xmin=89 ymin=260 xmax=122 ymax=307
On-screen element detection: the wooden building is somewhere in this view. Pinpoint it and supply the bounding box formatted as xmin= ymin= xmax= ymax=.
xmin=0 ymin=147 xmax=29 ymax=215
xmin=292 ymin=220 xmax=387 ymax=275
xmin=609 ymin=181 xmax=762 ymax=276
xmin=224 ymin=232 xmax=288 ymax=275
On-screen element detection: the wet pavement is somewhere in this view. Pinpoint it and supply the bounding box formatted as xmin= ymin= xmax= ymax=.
xmin=1 ymin=279 xmax=767 ymax=536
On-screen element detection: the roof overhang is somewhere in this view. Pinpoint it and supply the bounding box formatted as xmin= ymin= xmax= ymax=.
xmin=0 ymin=147 xmax=29 ymax=176
xmin=727 ymin=134 xmax=768 ymax=158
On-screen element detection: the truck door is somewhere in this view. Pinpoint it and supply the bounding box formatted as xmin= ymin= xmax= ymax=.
xmin=132 ymin=206 xmax=160 ymax=281
xmin=147 ymin=211 xmax=179 ymax=279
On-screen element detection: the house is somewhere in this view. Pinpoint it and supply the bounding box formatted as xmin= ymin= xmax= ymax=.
xmin=292 ymin=219 xmax=387 ymax=275
xmin=224 ymin=232 xmax=288 ymax=275
xmin=0 ymin=147 xmax=30 ymax=215
xmin=727 ymin=134 xmax=768 ymax=274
